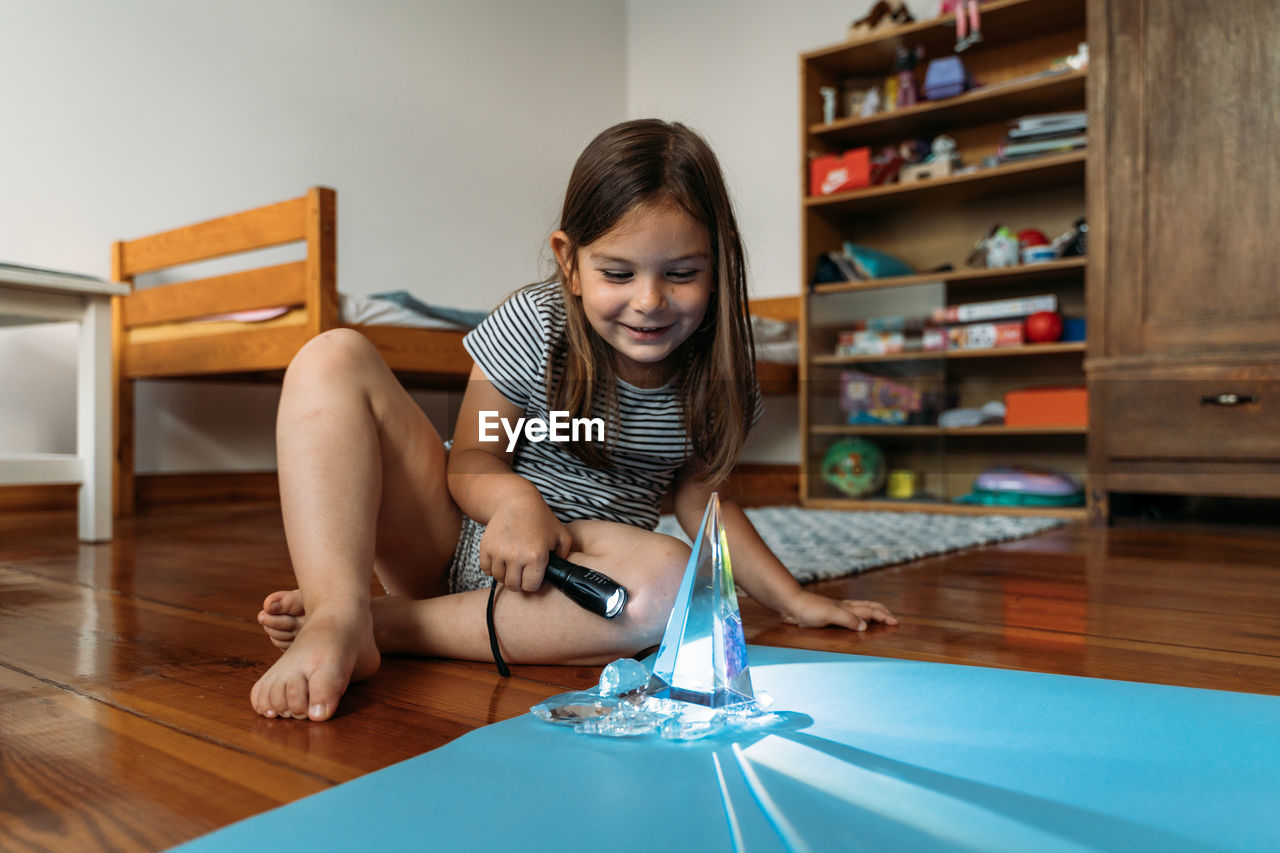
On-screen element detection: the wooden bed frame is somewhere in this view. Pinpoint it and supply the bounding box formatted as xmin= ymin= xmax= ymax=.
xmin=111 ymin=187 xmax=796 ymax=515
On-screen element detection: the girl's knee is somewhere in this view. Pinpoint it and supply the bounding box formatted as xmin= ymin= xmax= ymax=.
xmin=620 ymin=534 xmax=690 ymax=645
xmin=284 ymin=329 xmax=381 ymax=390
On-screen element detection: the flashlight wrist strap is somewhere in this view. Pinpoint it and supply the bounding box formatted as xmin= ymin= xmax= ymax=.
xmin=486 ymin=578 xmax=510 ymax=678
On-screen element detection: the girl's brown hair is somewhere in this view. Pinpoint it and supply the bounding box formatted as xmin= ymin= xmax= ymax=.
xmin=547 ymin=119 xmax=756 ymax=484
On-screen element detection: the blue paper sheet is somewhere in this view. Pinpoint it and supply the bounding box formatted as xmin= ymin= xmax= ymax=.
xmin=179 ymin=647 xmax=1280 ymax=852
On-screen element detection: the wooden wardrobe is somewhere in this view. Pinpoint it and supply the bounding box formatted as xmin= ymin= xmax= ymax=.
xmin=1086 ymin=0 xmax=1280 ymax=520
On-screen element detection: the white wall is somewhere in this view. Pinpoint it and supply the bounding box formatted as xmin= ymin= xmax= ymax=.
xmin=0 ymin=0 xmax=626 ymax=471
xmin=1 ymin=0 xmax=930 ymax=474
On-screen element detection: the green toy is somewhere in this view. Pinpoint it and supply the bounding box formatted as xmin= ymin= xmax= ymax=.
xmin=821 ymin=437 xmax=886 ymax=498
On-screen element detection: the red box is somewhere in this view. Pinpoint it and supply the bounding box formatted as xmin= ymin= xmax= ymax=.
xmin=1004 ymin=385 xmax=1088 ymax=428
xmin=810 ymin=148 xmax=871 ymax=196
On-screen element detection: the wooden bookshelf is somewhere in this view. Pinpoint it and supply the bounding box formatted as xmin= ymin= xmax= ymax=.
xmin=798 ymin=0 xmax=1089 ymax=514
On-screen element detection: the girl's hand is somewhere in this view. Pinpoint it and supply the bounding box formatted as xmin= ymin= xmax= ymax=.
xmin=479 ymin=495 xmax=572 ymax=593
xmin=780 ymin=590 xmax=899 ymax=632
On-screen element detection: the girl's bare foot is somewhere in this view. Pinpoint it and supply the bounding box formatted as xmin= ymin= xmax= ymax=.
xmin=258 ymin=590 xmax=306 ymax=649
xmin=250 ymin=596 xmax=380 ymax=722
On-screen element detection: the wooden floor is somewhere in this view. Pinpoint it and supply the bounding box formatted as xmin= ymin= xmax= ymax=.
xmin=3 ymin=501 xmax=1279 ymax=851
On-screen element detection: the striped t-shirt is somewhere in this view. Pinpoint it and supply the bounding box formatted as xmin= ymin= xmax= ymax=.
xmin=462 ymin=279 xmax=754 ymax=531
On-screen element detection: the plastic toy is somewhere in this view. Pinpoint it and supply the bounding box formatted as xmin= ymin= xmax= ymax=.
xmin=1054 ymin=217 xmax=1088 ymax=257
xmin=870 ymin=144 xmax=904 ymax=184
xmin=967 ymin=225 xmax=1020 ymax=268
xmin=956 ymin=465 xmax=1084 ymax=507
xmin=1018 ymin=228 xmax=1049 ymax=247
xmin=939 ymin=0 xmax=983 ymax=51
xmin=1025 ymin=310 xmax=1064 ymax=342
xmin=821 ymin=437 xmax=887 ymax=498
xmin=886 ymin=469 xmax=920 ymax=499
xmin=900 ymin=159 xmax=951 ymax=183
xmin=1018 ymin=227 xmax=1054 ymax=264
xmin=900 ymin=137 xmax=931 ymax=164
xmin=938 ymin=400 xmax=1005 ymax=428
xmin=820 ymin=86 xmax=838 ymax=123
xmin=901 ymin=135 xmax=960 ymax=183
xmin=860 ymin=85 xmax=883 ymax=118
xmin=893 ymin=45 xmax=925 ymax=108
xmin=923 ymin=56 xmax=974 ymax=100
xmin=1021 ymin=245 xmax=1057 ymax=264
xmin=849 ymin=1 xmax=914 ymax=38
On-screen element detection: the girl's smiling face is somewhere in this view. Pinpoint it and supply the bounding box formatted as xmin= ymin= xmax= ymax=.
xmin=553 ymin=200 xmax=713 ymax=386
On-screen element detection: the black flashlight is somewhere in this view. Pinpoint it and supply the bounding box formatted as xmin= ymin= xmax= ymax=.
xmin=544 ymin=553 xmax=628 ymax=619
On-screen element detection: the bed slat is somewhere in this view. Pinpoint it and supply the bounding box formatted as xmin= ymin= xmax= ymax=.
xmin=125 ymin=325 xmax=312 ymax=377
xmin=117 ymin=196 xmax=310 ymax=277
xmin=121 ymin=262 xmax=307 ymax=327
xmin=749 ymin=295 xmax=800 ymax=324
xmin=354 ymin=324 xmax=472 ymax=377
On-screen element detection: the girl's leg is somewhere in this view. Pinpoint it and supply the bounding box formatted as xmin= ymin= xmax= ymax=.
xmin=250 ymin=329 xmax=461 ymax=721
xmin=372 ymin=520 xmax=691 ymax=666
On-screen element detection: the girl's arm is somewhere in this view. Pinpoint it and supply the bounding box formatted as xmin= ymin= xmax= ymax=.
xmin=448 ymin=363 xmax=571 ymax=592
xmin=671 ymin=470 xmax=898 ymax=631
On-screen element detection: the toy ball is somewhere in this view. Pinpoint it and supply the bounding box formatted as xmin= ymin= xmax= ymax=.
xmin=987 ymin=227 xmax=1020 ymax=268
xmin=1017 ymin=228 xmax=1050 ymax=248
xmin=1025 ymin=310 xmax=1064 ymax=343
xmin=821 ymin=437 xmax=886 ymax=498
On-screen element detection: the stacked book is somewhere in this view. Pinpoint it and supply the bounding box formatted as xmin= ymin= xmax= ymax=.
xmin=997 ymin=111 xmax=1087 ymax=163
xmin=835 ymin=315 xmax=927 ymax=357
xmin=924 ymin=293 xmax=1057 ymax=351
xmin=835 ymin=294 xmax=1058 ymax=356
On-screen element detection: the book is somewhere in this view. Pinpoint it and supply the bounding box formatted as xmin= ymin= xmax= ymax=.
xmin=922 ymin=321 xmax=1025 ymax=351
xmin=1009 ymin=123 xmax=1087 ymax=139
xmin=845 ymin=314 xmax=928 ymax=334
xmin=1000 ymin=134 xmax=1087 ymax=160
xmin=1008 ymin=121 xmax=1087 ymax=140
xmin=836 ymin=329 xmax=910 ymax=356
xmin=947 ymin=321 xmax=1025 ymax=350
xmin=930 ymin=294 xmax=1058 ymax=325
xmin=1011 ymin=111 xmax=1087 ymax=132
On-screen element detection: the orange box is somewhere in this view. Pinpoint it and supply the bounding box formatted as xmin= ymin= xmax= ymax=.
xmin=809 ymin=148 xmax=871 ymax=196
xmin=1004 ymin=385 xmax=1088 ymax=427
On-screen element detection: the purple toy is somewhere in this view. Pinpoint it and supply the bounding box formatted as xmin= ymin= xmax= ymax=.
xmin=923 ymin=56 xmax=974 ymax=100
xmin=974 ymin=466 xmax=1080 ymax=497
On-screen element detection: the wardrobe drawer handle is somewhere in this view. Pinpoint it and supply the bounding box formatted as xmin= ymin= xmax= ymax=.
xmin=1200 ymin=393 xmax=1259 ymax=407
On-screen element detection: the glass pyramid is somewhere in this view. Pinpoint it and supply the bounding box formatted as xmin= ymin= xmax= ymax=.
xmin=646 ymin=492 xmax=756 ymax=708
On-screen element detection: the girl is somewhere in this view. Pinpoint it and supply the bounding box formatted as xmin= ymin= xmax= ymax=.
xmin=251 ymin=119 xmax=897 ymax=722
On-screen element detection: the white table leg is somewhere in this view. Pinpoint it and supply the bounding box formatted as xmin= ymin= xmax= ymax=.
xmin=77 ymin=295 xmax=113 ymax=541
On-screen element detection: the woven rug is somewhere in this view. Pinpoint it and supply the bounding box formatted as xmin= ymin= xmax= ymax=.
xmin=654 ymin=506 xmax=1067 ymax=584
